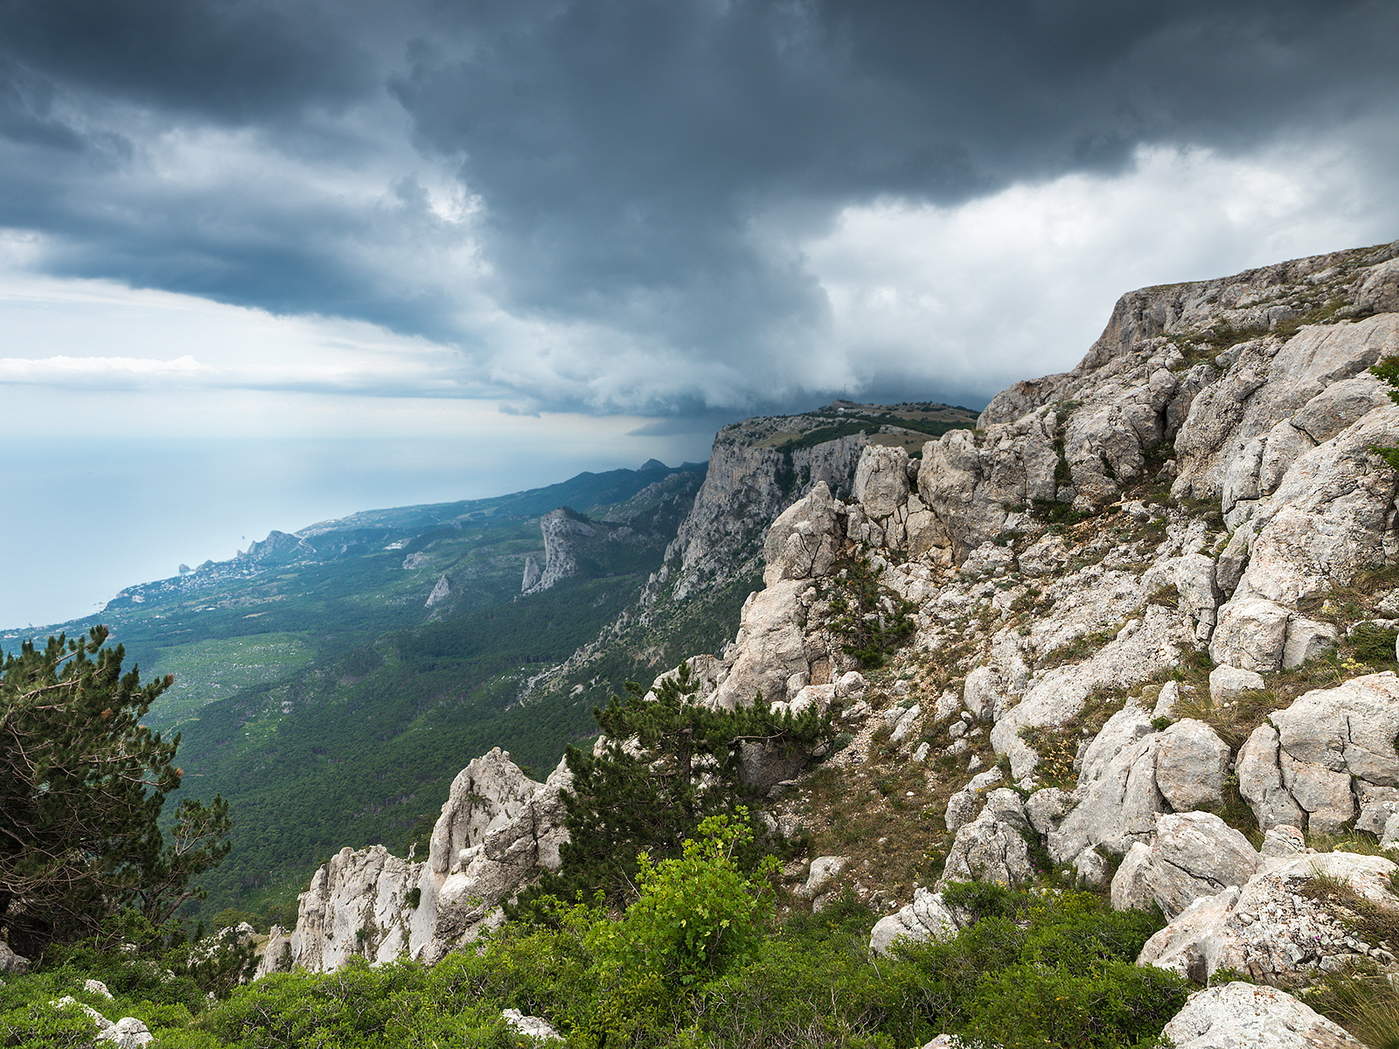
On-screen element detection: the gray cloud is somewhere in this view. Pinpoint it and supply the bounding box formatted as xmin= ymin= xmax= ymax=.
xmin=2 ymin=0 xmax=1398 ymax=415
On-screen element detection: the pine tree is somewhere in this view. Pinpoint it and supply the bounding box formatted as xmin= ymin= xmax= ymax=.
xmin=521 ymin=663 xmax=831 ymax=910
xmin=0 ymin=626 xmax=230 ymax=955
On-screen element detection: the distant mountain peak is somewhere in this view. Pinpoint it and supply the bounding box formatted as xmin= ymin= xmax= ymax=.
xmin=639 ymin=458 xmax=667 ymax=472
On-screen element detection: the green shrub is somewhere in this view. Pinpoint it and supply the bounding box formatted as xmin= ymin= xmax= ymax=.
xmin=960 ymin=960 xmax=1186 ymax=1049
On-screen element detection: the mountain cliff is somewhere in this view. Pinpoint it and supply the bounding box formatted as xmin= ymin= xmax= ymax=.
xmin=262 ymin=241 xmax=1399 ymax=1045
xmin=517 ymin=401 xmax=977 ymax=709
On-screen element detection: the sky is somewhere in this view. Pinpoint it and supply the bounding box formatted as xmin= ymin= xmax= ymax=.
xmin=3 ymin=0 xmax=1399 ymax=625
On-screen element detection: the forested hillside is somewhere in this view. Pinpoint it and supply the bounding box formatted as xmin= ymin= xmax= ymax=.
xmin=1 ymin=462 xmax=707 ymax=920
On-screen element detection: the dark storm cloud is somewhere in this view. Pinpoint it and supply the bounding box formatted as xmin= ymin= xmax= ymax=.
xmin=2 ymin=0 xmax=1398 ymax=410
xmin=0 ymin=0 xmax=376 ymax=124
xmin=391 ymin=0 xmax=1399 ymax=336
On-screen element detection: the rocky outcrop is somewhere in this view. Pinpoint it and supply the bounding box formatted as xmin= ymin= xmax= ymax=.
xmin=869 ymin=887 xmax=967 ymax=956
xmin=0 ymin=940 xmax=30 ymax=974
xmin=242 ymin=529 xmax=316 ymax=566
xmin=522 ymin=508 xmax=634 ymax=595
xmin=1236 ymin=672 xmax=1399 ymax=837
xmin=502 ymin=1009 xmax=564 ymax=1042
xmin=1047 ymin=707 xmax=1231 ymax=872
xmin=938 ymin=788 xmax=1038 ymax=888
xmin=1139 ymin=851 xmax=1399 ymax=986
xmin=1162 ymin=982 xmax=1365 ymax=1049
xmin=51 ymin=999 xmax=152 ymax=1047
xmin=1110 ymin=812 xmax=1259 ymax=918
xmin=258 ymin=748 xmax=569 ymax=974
xmin=649 ymin=409 xmax=955 ymax=608
xmin=520 ymin=555 xmax=542 ymax=592
xmin=425 ymin=573 xmax=452 ymax=608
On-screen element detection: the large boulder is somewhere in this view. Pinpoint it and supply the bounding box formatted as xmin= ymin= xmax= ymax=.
xmin=1139 ymin=851 xmax=1399 ymax=986
xmin=1110 ymin=812 xmax=1259 ymax=918
xmin=1048 ymin=708 xmax=1230 ymax=871
xmin=1153 ymin=719 xmax=1232 ymax=813
xmin=1236 ymin=673 xmax=1399 ymax=836
xmin=1162 ymin=982 xmax=1364 ymax=1049
xmin=869 ymin=888 xmax=965 ymax=956
xmin=502 ymin=1009 xmax=564 ymax=1042
xmin=938 ymin=789 xmax=1038 ymax=888
xmin=709 ymin=580 xmax=813 ymax=711
xmin=1211 ymin=398 xmax=1399 ymax=671
xmin=0 ymin=940 xmax=30 ymax=974
xmin=761 ymin=482 xmax=840 ymax=587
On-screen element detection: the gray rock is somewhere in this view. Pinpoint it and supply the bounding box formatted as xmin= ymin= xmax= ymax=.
xmin=939 ymin=789 xmax=1038 ymax=888
xmin=800 ymin=856 xmax=848 ymax=900
xmin=1237 ymin=672 xmax=1399 ymax=835
xmin=1281 ymin=617 xmax=1339 ymax=670
xmin=761 ymin=482 xmax=840 ymax=587
xmin=1208 ymin=664 xmax=1265 ymax=705
xmin=1110 ymin=812 xmax=1259 ymax=918
xmin=834 ymin=670 xmax=868 ymax=699
xmin=1259 ymin=825 xmax=1306 ymax=858
xmin=1048 ymin=706 xmax=1166 ymax=865
xmin=1024 ymin=787 xmax=1072 ymax=836
xmin=502 ymin=1009 xmax=563 ymax=1042
xmin=869 ymin=888 xmax=964 ymax=956
xmin=944 ymin=768 xmax=1005 ymax=835
xmin=99 ymin=1018 xmax=154 ymax=1048
xmin=962 ymin=665 xmax=1004 ymax=722
xmin=889 ymin=703 xmax=922 ymax=745
xmin=1212 ymin=400 xmax=1399 ymax=670
xmin=852 ymin=445 xmax=912 ymax=527
xmin=1154 ymin=719 xmax=1231 ymax=812
xmin=262 ymin=749 xmax=571 ymax=973
xmin=424 ymin=572 xmax=451 ymax=608
xmin=0 ymin=941 xmax=29 ymax=974
xmin=1139 ymin=851 xmax=1399 ymax=986
xmin=1162 ymin=982 xmax=1364 ymax=1048
xmin=1152 ymin=680 xmax=1184 ymax=719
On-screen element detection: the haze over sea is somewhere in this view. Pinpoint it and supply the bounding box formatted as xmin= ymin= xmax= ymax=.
xmin=1 ymin=433 xmax=716 ymax=628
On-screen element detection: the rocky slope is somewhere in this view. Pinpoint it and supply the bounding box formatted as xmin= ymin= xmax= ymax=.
xmin=261 ymin=240 xmax=1399 ymax=1046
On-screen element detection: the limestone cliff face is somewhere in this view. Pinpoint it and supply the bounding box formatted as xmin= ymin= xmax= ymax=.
xmin=521 ymin=508 xmax=637 ymax=595
xmin=647 ymin=425 xmax=869 ymax=607
xmin=257 ymin=749 xmax=569 ymax=974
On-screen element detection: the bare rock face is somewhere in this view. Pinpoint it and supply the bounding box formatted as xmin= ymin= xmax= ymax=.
xmin=1210 ymin=400 xmax=1399 ymax=670
xmin=425 ymin=573 xmax=451 ymax=608
xmin=1110 ymin=812 xmax=1259 ymax=918
xmin=868 ymin=887 xmax=966 ymax=956
xmin=520 ymin=554 xmax=542 ymax=592
xmin=1162 ymin=982 xmax=1364 ymax=1049
xmin=1208 ymin=664 xmax=1265 ymax=704
xmin=1048 ymin=708 xmax=1231 ymax=871
xmin=938 ymin=788 xmax=1038 ymax=888
xmin=521 ymin=507 xmax=644 ymax=595
xmin=50 ymin=999 xmax=153 ymax=1048
xmin=258 ymin=748 xmax=569 ymax=974
xmin=1139 ymin=851 xmax=1399 ymax=986
xmin=650 ymin=422 xmax=871 ymax=606
xmin=1236 ymin=672 xmax=1399 ymax=836
xmin=762 ymin=482 xmax=841 ymax=586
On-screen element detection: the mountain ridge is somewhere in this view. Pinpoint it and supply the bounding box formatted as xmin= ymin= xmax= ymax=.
xmin=253 ymin=239 xmax=1399 ymax=1047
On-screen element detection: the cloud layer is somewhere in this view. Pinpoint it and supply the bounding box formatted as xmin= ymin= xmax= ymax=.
xmin=3 ymin=0 xmax=1399 ymax=417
